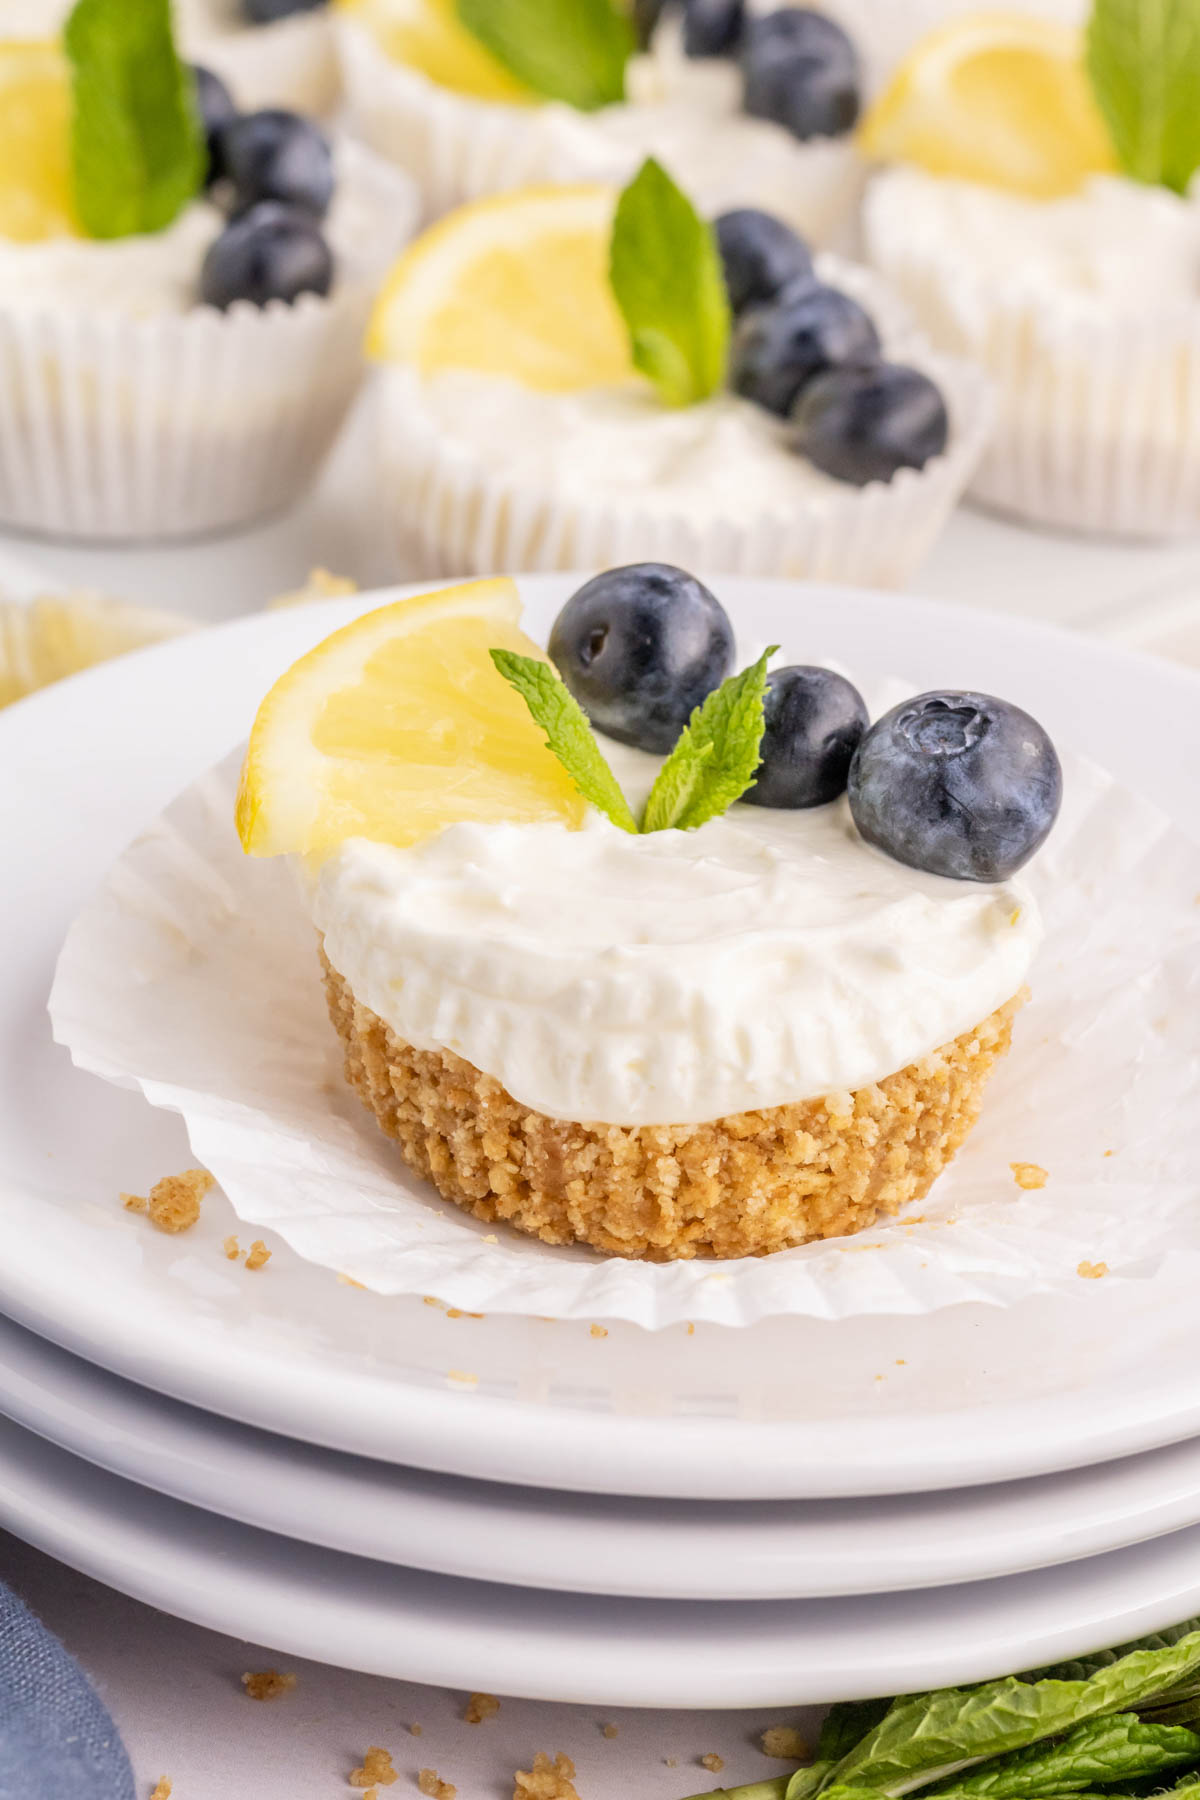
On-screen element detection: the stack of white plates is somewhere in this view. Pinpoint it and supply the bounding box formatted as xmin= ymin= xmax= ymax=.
xmin=4 ymin=577 xmax=1200 ymax=1709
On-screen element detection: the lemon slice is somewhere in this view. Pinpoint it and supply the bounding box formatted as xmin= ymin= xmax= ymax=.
xmin=859 ymin=13 xmax=1116 ymax=198
xmin=0 ymin=40 xmax=76 ymax=241
xmin=368 ymin=185 xmax=635 ymax=391
xmin=335 ymin=0 xmax=534 ymax=102
xmin=236 ymin=579 xmax=588 ymax=859
xmin=0 ymin=593 xmax=187 ymax=709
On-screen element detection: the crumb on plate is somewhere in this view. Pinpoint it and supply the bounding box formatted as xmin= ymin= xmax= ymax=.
xmin=147 ymin=1168 xmax=213 ymax=1234
xmin=514 ymin=1752 xmax=579 ymax=1800
xmin=244 ymin=1239 xmax=271 ymax=1271
xmin=338 ymin=1272 xmax=367 ymax=1288
xmin=223 ymin=1236 xmax=240 ymax=1261
xmin=465 ymin=1693 xmax=500 ymax=1724
xmin=240 ymin=1669 xmax=295 ymax=1701
xmin=761 ymin=1727 xmax=810 ymax=1760
xmin=121 ymin=1192 xmax=147 ymax=1212
xmin=351 ymin=1747 xmax=398 ymax=1788
xmin=417 ymin=1774 xmax=455 ymax=1800
xmin=1010 ymin=1162 xmax=1048 ymax=1191
xmin=589 ymin=1324 xmax=608 ymax=1339
xmin=447 ymin=1369 xmax=478 ymax=1385
xmin=1078 ymin=1260 xmax=1109 ymax=1280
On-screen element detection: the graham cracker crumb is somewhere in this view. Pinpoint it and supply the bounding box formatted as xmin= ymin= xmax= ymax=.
xmin=895 ymin=1359 xmax=906 ymax=1366
xmin=761 ymin=1727 xmax=809 ymax=1760
xmin=121 ymin=1192 xmax=147 ymax=1213
xmin=410 ymin=1725 xmax=423 ymax=1738
xmin=514 ymin=1753 xmax=578 ymax=1800
xmin=665 ymin=1759 xmax=678 ymax=1769
xmin=339 ymin=1272 xmax=367 ymax=1288
xmin=223 ymin=1236 xmax=240 ymax=1261
xmin=417 ymin=1773 xmax=455 ymax=1800
xmin=700 ymin=1754 xmax=725 ymax=1774
xmin=269 ymin=567 xmax=358 ymax=610
xmin=447 ymin=1369 xmax=478 ymax=1385
xmin=244 ymin=1240 xmax=271 ymax=1271
xmin=482 ymin=1234 xmax=499 ymax=1244
xmin=686 ymin=1323 xmax=695 ymax=1336
xmin=464 ymin=1692 xmax=500 ymax=1724
xmin=1103 ymin=1149 xmax=1114 ymax=1157
xmin=240 ymin=1669 xmax=295 ymax=1701
xmin=1011 ymin=1162 xmax=1048 ymax=1191
xmin=589 ymin=1324 xmax=608 ymax=1339
xmin=447 ymin=1308 xmax=464 ymax=1320
xmin=1078 ymin=1260 xmax=1109 ymax=1280
xmin=147 ymin=1168 xmax=213 ymax=1234
xmin=602 ymin=1724 xmax=619 ymax=1739
xmin=351 ymin=1747 xmax=397 ymax=1789
xmin=364 ymin=1791 xmax=379 ymax=1800
xmin=150 ymin=1782 xmax=171 ymax=1800
xmin=424 ymin=1296 xmax=442 ymax=1308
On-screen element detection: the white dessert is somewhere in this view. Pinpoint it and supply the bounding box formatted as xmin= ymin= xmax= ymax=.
xmin=313 ymin=730 xmax=1041 ymax=1127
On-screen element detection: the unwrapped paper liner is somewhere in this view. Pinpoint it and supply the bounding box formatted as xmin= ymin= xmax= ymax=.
xmin=376 ymin=258 xmax=994 ymax=587
xmin=864 ymin=171 xmax=1200 ymax=540
xmin=48 ymin=731 xmax=1200 ymax=1330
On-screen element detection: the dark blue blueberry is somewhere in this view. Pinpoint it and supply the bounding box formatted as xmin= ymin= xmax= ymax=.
xmin=191 ymin=64 xmax=238 ymax=187
xmin=847 ymin=692 xmax=1062 ymax=882
xmin=715 ymin=208 xmax=814 ymax=315
xmin=216 ymin=108 xmax=334 ymax=219
xmin=792 ymin=362 xmax=949 ymax=486
xmin=742 ymin=8 xmax=861 ymax=141
xmin=730 ymin=282 xmax=880 ymax=417
xmin=201 ymin=201 xmax=334 ymax=309
xmin=683 ymin=0 xmax=744 ymax=56
xmin=743 ymin=665 xmax=868 ymax=809
xmin=548 ymin=564 xmax=735 ymax=754
xmin=242 ymin=0 xmax=326 ymax=21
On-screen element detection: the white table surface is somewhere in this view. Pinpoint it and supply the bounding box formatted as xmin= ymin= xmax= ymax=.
xmin=5 ymin=383 xmax=1200 ymax=1796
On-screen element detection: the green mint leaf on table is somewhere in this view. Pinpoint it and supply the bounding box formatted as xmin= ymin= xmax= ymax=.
xmin=1086 ymin=0 xmax=1200 ymax=194
xmin=488 ymin=650 xmax=639 ymax=834
xmin=609 ymin=157 xmax=732 ymax=408
xmin=65 ymin=0 xmax=205 ymax=239
xmin=455 ymin=0 xmax=633 ymax=110
xmin=641 ymin=647 xmax=776 ymax=833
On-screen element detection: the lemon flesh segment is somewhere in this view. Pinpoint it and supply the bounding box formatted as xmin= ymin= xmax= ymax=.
xmin=0 ymin=41 xmax=77 ymax=242
xmin=335 ymin=0 xmax=534 ymax=102
xmin=0 ymin=593 xmax=188 ymax=708
xmin=859 ymin=13 xmax=1116 ymax=198
xmin=368 ymin=186 xmax=636 ymax=391
xmin=236 ymin=579 xmax=588 ymax=860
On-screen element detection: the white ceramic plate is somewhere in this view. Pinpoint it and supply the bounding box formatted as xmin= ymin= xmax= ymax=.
xmin=10 ymin=1310 xmax=1200 ymax=1601
xmin=5 ymin=578 xmax=1200 ymax=1500
xmin=8 ymin=1414 xmax=1200 ymax=1708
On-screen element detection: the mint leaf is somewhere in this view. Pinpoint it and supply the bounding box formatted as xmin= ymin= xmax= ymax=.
xmin=1086 ymin=0 xmax=1200 ymax=194
xmin=456 ymin=0 xmax=632 ymax=110
xmin=65 ymin=0 xmax=204 ymax=240
xmin=609 ymin=157 xmax=732 ymax=407
xmin=489 ymin=650 xmax=638 ymax=834
xmin=641 ymin=647 xmax=775 ymax=833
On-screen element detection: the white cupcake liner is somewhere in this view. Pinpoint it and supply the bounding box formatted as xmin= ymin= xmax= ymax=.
xmin=189 ymin=6 xmax=341 ymax=117
xmin=0 ymin=144 xmax=418 ymax=545
xmin=864 ymin=172 xmax=1200 ymax=540
xmin=374 ymin=257 xmax=993 ymax=588
xmin=334 ymin=14 xmax=864 ymax=242
xmin=49 ymin=742 xmax=1200 ymax=1328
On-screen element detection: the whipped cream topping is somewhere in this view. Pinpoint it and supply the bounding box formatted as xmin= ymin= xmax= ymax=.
xmin=313 ymin=732 xmax=1040 ymax=1127
xmin=870 ymin=169 xmax=1200 ymax=314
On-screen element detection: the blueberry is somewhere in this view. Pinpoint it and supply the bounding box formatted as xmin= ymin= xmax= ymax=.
xmin=715 ymin=209 xmax=814 ymax=315
xmin=684 ymin=0 xmax=744 ymax=56
xmin=792 ymin=362 xmax=949 ymax=486
xmin=741 ymin=8 xmax=861 ymax=141
xmin=216 ymin=109 xmax=334 ymax=219
xmin=730 ymin=282 xmax=880 ymax=417
xmin=201 ymin=201 xmax=333 ymax=309
xmin=743 ymin=666 xmax=868 ymax=809
xmin=548 ymin=564 xmax=735 ymax=754
xmin=191 ymin=64 xmax=238 ymax=186
xmin=848 ymin=693 xmax=1062 ymax=882
xmin=241 ymin=0 xmax=326 ymax=21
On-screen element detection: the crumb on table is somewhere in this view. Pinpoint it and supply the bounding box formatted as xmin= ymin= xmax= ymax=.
xmin=150 ymin=1781 xmax=171 ymax=1800
xmin=121 ymin=1193 xmax=147 ymax=1213
xmin=1078 ymin=1260 xmax=1109 ymax=1280
xmin=465 ymin=1693 xmax=500 ymax=1724
xmin=761 ymin=1727 xmax=810 ymax=1761
xmin=447 ymin=1369 xmax=478 ymax=1385
xmin=240 ymin=1669 xmax=295 ymax=1701
xmin=147 ymin=1168 xmax=213 ymax=1234
xmin=417 ymin=1773 xmax=455 ymax=1800
xmin=514 ymin=1752 xmax=579 ymax=1800
xmin=244 ymin=1239 xmax=271 ymax=1271
xmin=589 ymin=1324 xmax=608 ymax=1339
xmin=410 ymin=1724 xmax=423 ymax=1737
xmin=664 ymin=1759 xmax=678 ymax=1769
xmin=223 ymin=1236 xmax=240 ymax=1261
xmin=602 ymin=1724 xmax=618 ymax=1740
xmin=1010 ymin=1162 xmax=1048 ymax=1191
xmin=350 ymin=1747 xmax=398 ymax=1789
xmin=700 ymin=1754 xmax=725 ymax=1774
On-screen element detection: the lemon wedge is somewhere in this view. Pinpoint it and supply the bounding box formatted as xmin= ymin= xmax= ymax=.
xmin=367 ymin=185 xmax=635 ymax=391
xmin=236 ymin=579 xmax=588 ymax=859
xmin=335 ymin=0 xmax=534 ymax=102
xmin=859 ymin=13 xmax=1116 ymax=198
xmin=0 ymin=593 xmax=187 ymax=709
xmin=0 ymin=40 xmax=76 ymax=242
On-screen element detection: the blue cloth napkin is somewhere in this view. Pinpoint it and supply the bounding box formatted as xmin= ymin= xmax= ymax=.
xmin=0 ymin=1579 xmax=133 ymax=1800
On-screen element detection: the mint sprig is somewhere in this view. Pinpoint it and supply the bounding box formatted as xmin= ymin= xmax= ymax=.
xmin=609 ymin=157 xmax=732 ymax=408
xmin=65 ymin=0 xmax=205 ymax=240
xmin=456 ymin=0 xmax=633 ymax=111
xmin=1087 ymin=0 xmax=1200 ymax=194
xmin=490 ymin=647 xmax=772 ymax=834
xmin=641 ymin=647 xmax=775 ymax=832
xmin=488 ymin=651 xmax=638 ymax=834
